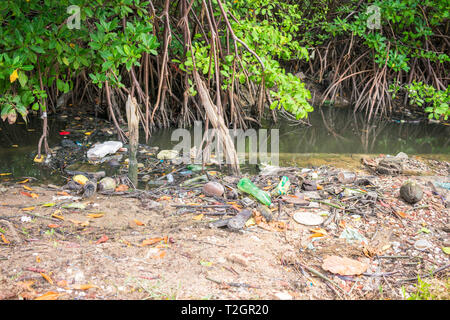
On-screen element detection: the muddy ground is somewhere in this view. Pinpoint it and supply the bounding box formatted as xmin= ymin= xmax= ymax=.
xmin=0 ymin=156 xmax=449 ymax=300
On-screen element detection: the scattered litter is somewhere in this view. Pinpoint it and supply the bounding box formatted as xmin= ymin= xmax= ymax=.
xmin=339 ymin=227 xmax=368 ymax=244
xmin=87 ymin=141 xmax=123 ymax=160
xmin=413 ymin=239 xmax=433 ymax=251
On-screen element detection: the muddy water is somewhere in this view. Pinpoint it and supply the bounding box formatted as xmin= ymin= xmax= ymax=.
xmin=0 ymin=107 xmax=448 ymax=182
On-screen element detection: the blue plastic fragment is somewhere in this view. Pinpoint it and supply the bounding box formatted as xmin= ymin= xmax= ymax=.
xmin=435 ymin=182 xmax=450 ymax=190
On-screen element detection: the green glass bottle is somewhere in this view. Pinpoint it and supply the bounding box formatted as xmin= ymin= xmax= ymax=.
xmin=237 ymin=178 xmax=271 ymax=206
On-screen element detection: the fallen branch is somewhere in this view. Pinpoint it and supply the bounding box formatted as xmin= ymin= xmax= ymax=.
xmin=205 ymin=276 xmax=261 ymax=289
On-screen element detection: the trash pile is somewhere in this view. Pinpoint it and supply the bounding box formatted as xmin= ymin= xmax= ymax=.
xmin=2 ymin=123 xmax=449 ymax=300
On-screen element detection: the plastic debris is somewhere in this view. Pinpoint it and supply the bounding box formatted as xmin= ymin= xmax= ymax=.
xmin=338 ymin=172 xmax=356 ymax=184
xmin=435 ymin=182 xmax=450 ymax=190
xmin=272 ymin=176 xmax=290 ymax=196
xmin=339 ymin=227 xmax=368 ymax=244
xmin=237 ymin=178 xmax=271 ymax=206
xmin=414 ymin=239 xmax=433 ymax=251
xmin=293 ymin=211 xmax=324 ymax=226
xmin=156 ymin=150 xmax=178 ymax=160
xmin=87 ymin=141 xmax=123 ymax=160
xmin=73 ymin=175 xmax=89 ymax=186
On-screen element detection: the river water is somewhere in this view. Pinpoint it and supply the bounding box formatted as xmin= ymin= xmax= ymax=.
xmin=0 ymin=107 xmax=448 ymax=182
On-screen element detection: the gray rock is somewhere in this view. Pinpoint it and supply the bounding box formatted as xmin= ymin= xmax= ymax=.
xmin=258 ymin=205 xmax=273 ymax=222
xmin=227 ymin=209 xmax=253 ymax=231
xmin=82 ymin=179 xmax=97 ymax=198
xmin=377 ymin=158 xmax=403 ymax=175
xmin=395 ymin=152 xmax=409 ymax=159
xmin=400 ymin=181 xmax=423 ymax=204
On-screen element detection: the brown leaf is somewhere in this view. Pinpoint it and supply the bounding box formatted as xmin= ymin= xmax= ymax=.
xmin=40 ymin=272 xmax=54 ymax=285
xmin=115 ymin=184 xmax=129 ymax=192
xmin=56 ymin=280 xmax=69 ymax=288
xmin=17 ymin=280 xmax=35 ymax=292
xmin=1 ymin=234 xmax=10 ymax=244
xmin=322 ymin=255 xmax=368 ymax=276
xmin=71 ymin=284 xmax=99 ymax=290
xmin=141 ymin=236 xmax=167 ymax=246
xmin=34 ymin=291 xmax=61 ymax=300
xmin=87 ymin=213 xmax=104 ymax=219
xmin=133 ymin=219 xmax=145 ymax=226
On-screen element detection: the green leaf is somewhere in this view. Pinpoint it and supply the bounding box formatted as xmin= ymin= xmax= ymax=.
xmin=18 ymin=71 xmax=28 ymax=88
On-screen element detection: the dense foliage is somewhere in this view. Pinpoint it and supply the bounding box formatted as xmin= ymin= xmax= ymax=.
xmin=0 ymin=0 xmax=448 ymax=138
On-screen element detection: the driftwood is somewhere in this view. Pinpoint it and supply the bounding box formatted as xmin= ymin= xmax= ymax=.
xmin=126 ymin=95 xmax=139 ymax=187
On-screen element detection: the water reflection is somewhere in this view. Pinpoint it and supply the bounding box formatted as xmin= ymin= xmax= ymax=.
xmin=265 ymin=107 xmax=449 ymax=155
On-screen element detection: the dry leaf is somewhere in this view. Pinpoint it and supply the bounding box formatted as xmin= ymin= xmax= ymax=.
xmin=47 ymin=224 xmax=61 ymax=228
xmin=141 ymin=236 xmax=167 ymax=246
xmin=22 ymin=206 xmax=35 ymax=211
xmin=34 ymin=291 xmax=61 ymax=300
xmin=71 ymin=284 xmax=99 ymax=290
xmin=133 ymin=219 xmax=145 ymax=226
xmin=157 ymin=196 xmax=172 ymax=201
xmin=156 ymin=250 xmax=166 ymax=259
xmin=396 ymin=211 xmax=407 ymax=218
xmin=56 ymin=191 xmax=70 ymax=196
xmin=40 ymin=272 xmax=54 ymax=285
xmin=17 ymin=280 xmax=35 ymax=292
xmin=245 ymin=217 xmax=256 ymax=227
xmin=69 ymin=219 xmax=89 ymax=227
xmin=18 ymin=179 xmax=29 ymax=184
xmin=51 ymin=212 xmax=65 ymax=220
xmin=23 ymin=185 xmax=33 ymax=191
xmin=56 ymin=280 xmax=68 ymax=288
xmin=1 ymin=234 xmax=10 ymax=244
xmin=192 ymin=214 xmax=204 ymax=221
xmin=309 ymin=233 xmax=325 ymax=239
xmin=115 ymin=184 xmax=129 ymax=192
xmin=87 ymin=213 xmax=104 ymax=219
xmin=10 ymin=69 xmax=18 ymax=83
xmin=309 ymin=228 xmax=327 ymax=235
xmin=322 ymin=255 xmax=368 ymax=276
